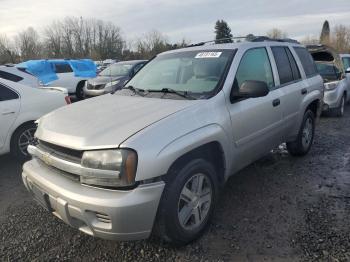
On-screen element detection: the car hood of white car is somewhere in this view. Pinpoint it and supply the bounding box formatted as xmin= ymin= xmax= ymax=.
xmin=36 ymin=93 xmax=199 ymax=150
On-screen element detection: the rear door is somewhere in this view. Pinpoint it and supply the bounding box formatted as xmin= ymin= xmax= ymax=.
xmin=227 ymin=47 xmax=283 ymax=167
xmin=0 ymin=84 xmax=20 ymax=149
xmin=270 ymin=46 xmax=305 ymax=138
xmin=50 ymin=62 xmax=75 ymax=92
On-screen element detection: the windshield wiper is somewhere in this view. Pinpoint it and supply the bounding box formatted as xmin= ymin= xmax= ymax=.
xmin=115 ymin=85 xmax=147 ymax=96
xmin=147 ymin=88 xmax=196 ymax=100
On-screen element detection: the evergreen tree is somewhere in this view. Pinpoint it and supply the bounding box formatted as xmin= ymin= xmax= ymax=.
xmin=215 ymin=20 xmax=233 ymax=43
xmin=320 ymin=20 xmax=330 ymax=44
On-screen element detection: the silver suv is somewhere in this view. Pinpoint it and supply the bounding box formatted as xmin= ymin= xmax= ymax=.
xmin=22 ymin=39 xmax=323 ymax=245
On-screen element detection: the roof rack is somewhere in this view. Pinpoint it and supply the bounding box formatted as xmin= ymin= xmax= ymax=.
xmin=186 ymin=35 xmax=300 ymax=47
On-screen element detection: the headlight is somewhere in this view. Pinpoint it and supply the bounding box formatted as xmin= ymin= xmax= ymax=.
xmin=81 ymin=149 xmax=137 ymax=188
xmin=324 ymin=81 xmax=338 ymax=91
xmin=105 ymin=80 xmax=120 ymax=88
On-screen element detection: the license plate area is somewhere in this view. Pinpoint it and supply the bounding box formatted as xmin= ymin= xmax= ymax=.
xmin=30 ymin=182 xmax=54 ymax=212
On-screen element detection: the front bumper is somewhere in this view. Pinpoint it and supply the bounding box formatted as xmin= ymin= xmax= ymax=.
xmin=83 ymin=87 xmax=110 ymax=97
xmin=22 ymin=159 xmax=164 ymax=241
xmin=323 ymin=88 xmax=342 ymax=110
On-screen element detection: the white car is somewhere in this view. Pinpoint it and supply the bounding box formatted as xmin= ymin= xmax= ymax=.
xmin=0 ymin=79 xmax=70 ymax=159
xmin=0 ymin=65 xmax=41 ymax=87
xmin=17 ymin=60 xmax=97 ymax=100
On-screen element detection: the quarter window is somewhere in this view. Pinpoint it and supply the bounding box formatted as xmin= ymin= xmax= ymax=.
xmin=0 ymin=70 xmax=23 ymax=82
xmin=0 ymin=84 xmax=19 ymax=101
xmin=234 ymin=48 xmax=274 ymax=90
xmin=293 ymin=47 xmax=318 ymax=77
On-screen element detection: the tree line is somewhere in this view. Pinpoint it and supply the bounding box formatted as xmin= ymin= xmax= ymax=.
xmin=1 ymin=17 xmax=350 ymax=65
xmin=0 ymin=16 xmax=187 ymax=64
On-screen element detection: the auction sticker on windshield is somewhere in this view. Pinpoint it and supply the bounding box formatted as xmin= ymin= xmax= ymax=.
xmin=195 ymin=52 xmax=222 ymax=58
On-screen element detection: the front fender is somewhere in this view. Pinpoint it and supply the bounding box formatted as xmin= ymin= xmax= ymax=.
xmin=155 ymin=124 xmax=232 ymax=178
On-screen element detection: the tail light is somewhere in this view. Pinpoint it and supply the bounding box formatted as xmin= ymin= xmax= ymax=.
xmin=65 ymin=96 xmax=72 ymax=104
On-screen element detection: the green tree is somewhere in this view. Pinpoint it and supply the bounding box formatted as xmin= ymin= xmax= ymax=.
xmin=214 ymin=20 xmax=233 ymax=43
xmin=320 ymin=20 xmax=330 ymax=44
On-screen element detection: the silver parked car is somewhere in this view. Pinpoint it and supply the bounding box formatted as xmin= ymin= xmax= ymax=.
xmin=22 ymin=39 xmax=323 ymax=245
xmin=84 ymin=60 xmax=147 ymax=97
xmin=307 ymin=45 xmax=350 ymax=117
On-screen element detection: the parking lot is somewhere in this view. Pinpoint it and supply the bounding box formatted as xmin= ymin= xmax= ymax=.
xmin=0 ymin=106 xmax=349 ymax=261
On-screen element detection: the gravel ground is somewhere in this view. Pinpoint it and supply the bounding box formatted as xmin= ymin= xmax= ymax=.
xmin=1 ymin=107 xmax=350 ymax=261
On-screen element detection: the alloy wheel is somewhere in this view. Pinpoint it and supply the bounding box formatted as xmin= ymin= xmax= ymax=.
xmin=177 ymin=173 xmax=213 ymax=231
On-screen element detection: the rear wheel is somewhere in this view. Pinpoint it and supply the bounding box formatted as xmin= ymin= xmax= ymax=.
xmin=287 ymin=110 xmax=315 ymax=156
xmin=10 ymin=123 xmax=37 ymax=160
xmin=155 ymin=159 xmax=218 ymax=246
xmin=76 ymin=81 xmax=86 ymax=100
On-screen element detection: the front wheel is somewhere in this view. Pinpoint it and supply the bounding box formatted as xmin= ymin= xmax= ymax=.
xmin=287 ymin=110 xmax=315 ymax=156
xmin=155 ymin=159 xmax=218 ymax=246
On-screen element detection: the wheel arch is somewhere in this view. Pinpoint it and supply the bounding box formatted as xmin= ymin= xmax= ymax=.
xmin=165 ymin=141 xmax=226 ymax=186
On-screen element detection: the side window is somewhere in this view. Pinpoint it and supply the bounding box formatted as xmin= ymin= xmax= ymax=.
xmin=0 ymin=70 xmax=23 ymax=82
xmin=285 ymin=48 xmax=301 ymax=80
xmin=271 ymin=47 xmax=294 ymax=85
xmin=234 ymin=48 xmax=274 ymax=90
xmin=342 ymin=57 xmax=350 ymax=71
xmin=0 ymin=84 xmax=19 ymax=101
xmin=293 ymin=47 xmax=318 ymax=77
xmin=54 ymin=63 xmax=73 ymax=73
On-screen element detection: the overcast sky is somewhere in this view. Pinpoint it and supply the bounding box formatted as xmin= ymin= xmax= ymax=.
xmin=0 ymin=0 xmax=350 ymax=44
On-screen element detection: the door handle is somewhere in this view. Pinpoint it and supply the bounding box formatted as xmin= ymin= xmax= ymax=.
xmin=301 ymin=88 xmax=307 ymax=95
xmin=272 ymin=99 xmax=280 ymax=107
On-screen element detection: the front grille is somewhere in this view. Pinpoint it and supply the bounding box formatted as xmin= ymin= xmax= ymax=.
xmin=37 ymin=140 xmax=83 ymax=164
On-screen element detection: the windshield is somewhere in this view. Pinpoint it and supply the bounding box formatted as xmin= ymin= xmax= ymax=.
xmin=126 ymin=50 xmax=234 ymax=98
xmin=316 ymin=62 xmax=342 ymax=82
xmin=99 ymin=63 xmax=133 ymax=76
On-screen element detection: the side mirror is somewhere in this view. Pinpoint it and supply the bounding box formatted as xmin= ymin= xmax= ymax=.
xmin=230 ymin=80 xmax=269 ymax=102
xmin=346 ymin=67 xmax=350 ymax=74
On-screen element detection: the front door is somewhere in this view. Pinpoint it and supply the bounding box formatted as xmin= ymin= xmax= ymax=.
xmin=227 ymin=47 xmax=283 ymax=169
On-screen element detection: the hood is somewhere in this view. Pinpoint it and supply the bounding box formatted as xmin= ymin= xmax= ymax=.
xmin=88 ymin=75 xmax=125 ymax=85
xmin=36 ymin=94 xmax=198 ymax=150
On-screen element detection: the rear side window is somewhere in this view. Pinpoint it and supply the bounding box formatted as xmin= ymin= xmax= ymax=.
xmin=293 ymin=47 xmax=318 ymax=77
xmin=234 ymin=47 xmax=275 ymax=90
xmin=0 ymin=70 xmax=23 ymax=82
xmin=0 ymin=84 xmax=19 ymax=101
xmin=54 ymin=63 xmax=73 ymax=73
xmin=271 ymin=47 xmax=294 ymax=85
xmin=285 ymin=48 xmax=301 ymax=80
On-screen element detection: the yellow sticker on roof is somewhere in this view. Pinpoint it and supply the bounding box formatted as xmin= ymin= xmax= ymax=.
xmin=195 ymin=52 xmax=222 ymax=58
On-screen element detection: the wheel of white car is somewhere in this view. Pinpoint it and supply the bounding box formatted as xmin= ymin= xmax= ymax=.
xmin=286 ymin=110 xmax=315 ymax=156
xmin=76 ymin=81 xmax=86 ymax=100
xmin=155 ymin=159 xmax=218 ymax=246
xmin=10 ymin=122 xmax=37 ymax=160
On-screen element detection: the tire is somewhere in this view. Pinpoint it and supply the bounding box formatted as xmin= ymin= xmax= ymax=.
xmin=333 ymin=95 xmax=345 ymax=117
xmin=10 ymin=123 xmax=37 ymax=160
xmin=155 ymin=159 xmax=218 ymax=246
xmin=76 ymin=81 xmax=86 ymax=100
xmin=286 ymin=110 xmax=315 ymax=156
